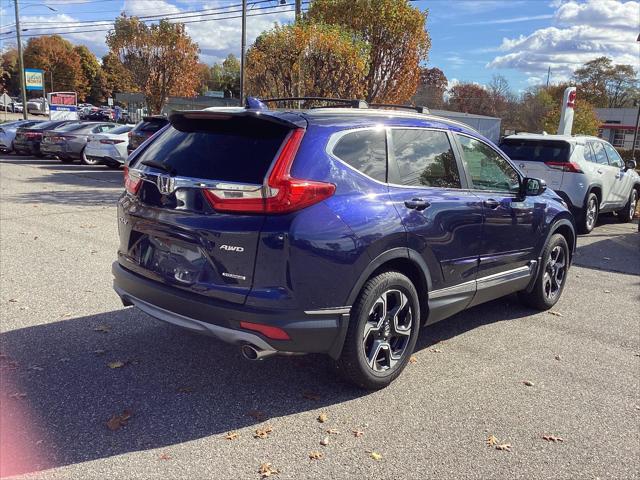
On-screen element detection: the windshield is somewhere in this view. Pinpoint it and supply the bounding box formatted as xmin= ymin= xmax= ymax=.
xmin=499 ymin=139 xmax=571 ymax=163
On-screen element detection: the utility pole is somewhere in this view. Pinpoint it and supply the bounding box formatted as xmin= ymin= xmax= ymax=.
xmin=295 ymin=0 xmax=301 ymax=20
xmin=632 ymin=99 xmax=640 ymax=161
xmin=239 ymin=0 xmax=247 ymax=106
xmin=14 ymin=0 xmax=29 ymax=120
xmin=546 ymin=66 xmax=551 ymax=88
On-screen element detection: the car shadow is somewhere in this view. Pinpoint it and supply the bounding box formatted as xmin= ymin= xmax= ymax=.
xmin=573 ymin=230 xmax=640 ymax=276
xmin=1 ymin=292 xmax=542 ymax=477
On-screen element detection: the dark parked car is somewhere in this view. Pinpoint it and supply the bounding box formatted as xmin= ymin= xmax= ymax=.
xmin=13 ymin=120 xmax=78 ymax=157
xmin=41 ymin=122 xmax=117 ymax=164
xmin=113 ymin=98 xmax=576 ymax=389
xmin=127 ymin=116 xmax=169 ymax=154
xmin=0 ymin=120 xmax=43 ymax=152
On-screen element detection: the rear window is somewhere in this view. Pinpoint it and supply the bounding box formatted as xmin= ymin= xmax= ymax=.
xmin=499 ymin=139 xmax=570 ymax=163
xmin=138 ymin=119 xmax=168 ymax=133
xmin=32 ymin=121 xmax=64 ymax=130
xmin=110 ymin=125 xmax=133 ymax=135
xmin=134 ymin=118 xmax=289 ymax=184
xmin=55 ymin=123 xmax=86 ymax=132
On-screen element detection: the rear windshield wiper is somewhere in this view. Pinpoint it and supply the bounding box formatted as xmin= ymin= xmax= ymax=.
xmin=140 ymin=159 xmax=176 ymax=175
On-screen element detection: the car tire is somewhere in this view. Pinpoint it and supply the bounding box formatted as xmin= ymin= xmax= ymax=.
xmin=105 ymin=163 xmax=122 ymax=170
xmin=579 ymin=192 xmax=599 ymax=234
xmin=59 ymin=156 xmax=74 ymax=164
xmin=334 ymin=271 xmax=420 ymax=390
xmin=618 ymin=188 xmax=638 ymax=223
xmin=80 ymin=148 xmax=99 ymax=166
xmin=518 ymin=233 xmax=569 ymax=311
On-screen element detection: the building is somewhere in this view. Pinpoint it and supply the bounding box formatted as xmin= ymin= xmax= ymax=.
xmin=430 ymin=109 xmax=502 ymax=143
xmin=595 ymin=107 xmax=640 ymax=151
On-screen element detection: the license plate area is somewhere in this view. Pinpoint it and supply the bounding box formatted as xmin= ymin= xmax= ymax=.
xmin=137 ymin=235 xmax=205 ymax=285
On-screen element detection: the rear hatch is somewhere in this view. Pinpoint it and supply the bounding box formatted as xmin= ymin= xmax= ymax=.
xmin=118 ymin=110 xmax=308 ymax=304
xmin=499 ymin=138 xmax=573 ymax=190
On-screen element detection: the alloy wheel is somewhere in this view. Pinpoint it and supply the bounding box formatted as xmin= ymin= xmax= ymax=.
xmin=630 ymin=191 xmax=637 ymax=219
xmin=543 ymin=245 xmax=566 ymax=301
xmin=362 ymin=289 xmax=412 ymax=372
xmin=586 ymin=197 xmax=597 ymax=229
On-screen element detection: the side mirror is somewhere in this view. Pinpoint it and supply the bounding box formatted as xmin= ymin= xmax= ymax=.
xmin=625 ymin=159 xmax=637 ymax=171
xmin=521 ymin=177 xmax=547 ymax=197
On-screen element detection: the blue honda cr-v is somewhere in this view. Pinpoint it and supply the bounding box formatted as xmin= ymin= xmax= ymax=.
xmin=113 ymin=97 xmax=575 ymax=389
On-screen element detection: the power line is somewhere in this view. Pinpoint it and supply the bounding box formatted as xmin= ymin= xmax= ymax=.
xmin=0 ymin=5 xmax=303 ymax=38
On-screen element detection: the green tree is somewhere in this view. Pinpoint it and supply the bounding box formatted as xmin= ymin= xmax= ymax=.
xmin=208 ymin=54 xmax=240 ymax=98
xmin=246 ymin=22 xmax=369 ymax=103
xmin=106 ymin=15 xmax=200 ymax=113
xmin=543 ymin=98 xmax=600 ymax=136
xmin=307 ymin=0 xmax=430 ymax=103
xmin=0 ymin=48 xmax=19 ymax=96
xmin=573 ymin=56 xmax=638 ymax=108
xmin=413 ymin=67 xmax=447 ymax=109
xmin=512 ymin=87 xmax=555 ymax=133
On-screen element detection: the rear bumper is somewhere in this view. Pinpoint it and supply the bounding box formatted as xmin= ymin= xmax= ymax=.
xmin=112 ymin=262 xmax=349 ymax=357
xmin=13 ymin=140 xmax=39 ymax=154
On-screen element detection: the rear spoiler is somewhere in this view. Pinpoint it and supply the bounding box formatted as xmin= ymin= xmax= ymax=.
xmin=169 ymin=109 xmax=307 ymax=131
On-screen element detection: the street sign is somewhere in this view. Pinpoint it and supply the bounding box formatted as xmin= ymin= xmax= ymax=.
xmin=48 ymin=91 xmax=78 ymax=120
xmin=25 ymin=69 xmax=44 ymax=91
xmin=108 ymin=97 xmax=114 ymax=106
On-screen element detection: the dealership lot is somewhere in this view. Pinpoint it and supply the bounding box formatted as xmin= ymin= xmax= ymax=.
xmin=1 ymin=155 xmax=638 ymax=479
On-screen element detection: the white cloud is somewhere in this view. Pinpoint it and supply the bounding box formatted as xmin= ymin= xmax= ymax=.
xmin=487 ymin=0 xmax=640 ymax=84
xmin=457 ymin=14 xmax=553 ymax=26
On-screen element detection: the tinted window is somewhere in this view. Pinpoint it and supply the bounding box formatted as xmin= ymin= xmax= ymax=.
xmin=134 ymin=121 xmax=289 ymax=184
xmin=32 ymin=121 xmax=66 ymax=130
xmin=602 ymin=142 xmax=623 ymax=168
xmin=391 ymin=129 xmax=460 ymax=188
xmin=583 ymin=143 xmax=595 ymax=163
xmin=499 ymin=139 xmax=570 ymax=163
xmin=138 ymin=119 xmax=168 ymax=133
xmin=55 ymin=123 xmax=87 ymax=132
xmin=590 ymin=142 xmax=609 ymax=165
xmin=457 ymin=135 xmax=519 ymax=192
xmin=332 ymin=129 xmax=387 ymax=182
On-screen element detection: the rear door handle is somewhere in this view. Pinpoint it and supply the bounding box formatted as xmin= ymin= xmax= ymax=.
xmin=404 ymin=198 xmax=430 ymax=211
xmin=483 ymin=199 xmax=500 ymax=209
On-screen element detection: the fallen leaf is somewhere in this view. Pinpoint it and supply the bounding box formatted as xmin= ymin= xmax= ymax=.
xmin=486 ymin=435 xmax=498 ymax=446
xmin=176 ymin=387 xmax=194 ymax=394
xmin=10 ymin=392 xmax=27 ymax=399
xmin=430 ymin=348 xmax=442 ymax=353
xmin=108 ymin=360 xmax=127 ymax=369
xmin=542 ymin=435 xmax=564 ymax=442
xmin=317 ymin=413 xmax=328 ymax=423
xmin=320 ymin=436 xmax=330 ymax=446
xmin=90 ymin=250 xmax=98 ymax=254
xmin=106 ymin=409 xmax=132 ymax=431
xmin=8 ymin=299 xmax=18 ymax=303
xmin=326 ymin=428 xmax=340 ymax=435
xmin=254 ymin=425 xmax=273 ymax=439
xmin=554 ymin=355 xmax=562 ymax=361
xmin=302 ymin=391 xmax=321 ymax=401
xmin=523 ymin=380 xmax=535 ymax=387
xmin=370 ymin=451 xmax=383 ymax=461
xmin=225 ymin=431 xmax=239 ymax=440
xmin=352 ymin=430 xmax=364 ymax=438
xmin=409 ymin=356 xmax=417 ymax=363
xmin=495 ymin=444 xmax=512 ymax=452
xmin=548 ymin=311 xmax=564 ymax=317
xmin=258 ymin=463 xmax=279 ymax=478
xmin=309 ymin=451 xmax=324 ymax=460
xmin=94 ymin=325 xmax=111 ymax=333
xmin=159 ymin=453 xmax=171 ymax=460
xmin=247 ymin=410 xmax=266 ymax=421
xmin=604 ymin=289 xmax=611 ymax=294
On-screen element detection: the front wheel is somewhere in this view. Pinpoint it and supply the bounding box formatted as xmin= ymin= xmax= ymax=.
xmin=80 ymin=148 xmax=99 ymax=166
xmin=518 ymin=233 xmax=569 ymax=311
xmin=618 ymin=189 xmax=638 ymax=223
xmin=334 ymin=271 xmax=420 ymax=390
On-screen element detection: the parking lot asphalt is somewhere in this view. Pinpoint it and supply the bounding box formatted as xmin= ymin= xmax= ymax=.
xmin=1 ymin=154 xmax=639 ymax=480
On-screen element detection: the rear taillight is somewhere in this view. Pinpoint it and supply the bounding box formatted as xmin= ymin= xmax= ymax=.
xmin=24 ymin=132 xmax=42 ymax=139
xmin=124 ymin=165 xmax=142 ymax=194
xmin=203 ymin=129 xmax=335 ymax=214
xmin=545 ymin=161 xmax=583 ymax=173
xmin=100 ymin=139 xmax=125 ymax=144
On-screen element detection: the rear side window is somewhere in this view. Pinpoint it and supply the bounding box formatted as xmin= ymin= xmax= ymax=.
xmin=55 ymin=123 xmax=85 ymax=132
xmin=138 ymin=120 xmax=167 ymax=133
xmin=134 ymin=119 xmax=289 ymax=184
xmin=391 ymin=129 xmax=460 ymax=188
xmin=332 ymin=129 xmax=387 ymax=182
xmin=590 ymin=142 xmax=609 ymax=165
xmin=499 ymin=139 xmax=570 ymax=163
xmin=603 ymin=143 xmax=624 ymax=168
xmin=583 ymin=144 xmax=595 ymax=163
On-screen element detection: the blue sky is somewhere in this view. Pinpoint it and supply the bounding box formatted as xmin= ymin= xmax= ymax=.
xmin=1 ymin=0 xmax=638 ymax=93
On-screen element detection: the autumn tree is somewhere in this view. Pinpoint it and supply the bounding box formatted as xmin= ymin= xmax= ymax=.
xmin=573 ymin=56 xmax=638 ymax=108
xmin=23 ymin=35 xmax=87 ymax=98
xmin=543 ymin=98 xmax=600 ymax=136
xmin=307 ymin=0 xmax=430 ymax=103
xmin=106 ymin=15 xmax=200 ymax=113
xmin=413 ymin=67 xmax=447 ymax=109
xmin=1 ymin=48 xmax=19 ymax=96
xmin=512 ymin=87 xmax=555 ymax=133
xmin=246 ymin=22 xmax=369 ymax=103
xmin=447 ymin=83 xmax=493 ymax=115
xmin=74 ymin=45 xmax=100 ymax=102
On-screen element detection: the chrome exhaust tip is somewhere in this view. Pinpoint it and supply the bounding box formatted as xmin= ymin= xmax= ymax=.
xmin=240 ymin=344 xmax=275 ymax=361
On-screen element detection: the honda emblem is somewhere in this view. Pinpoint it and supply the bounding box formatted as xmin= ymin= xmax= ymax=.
xmin=156 ymin=175 xmax=175 ymax=195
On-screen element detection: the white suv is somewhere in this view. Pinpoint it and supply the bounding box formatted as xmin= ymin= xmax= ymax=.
xmin=500 ymin=134 xmax=639 ymax=233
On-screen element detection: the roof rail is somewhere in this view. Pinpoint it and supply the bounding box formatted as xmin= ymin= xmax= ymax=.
xmin=260 ymin=97 xmax=369 ymax=109
xmin=369 ymin=103 xmax=430 ymax=114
